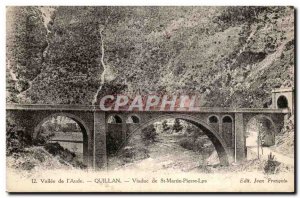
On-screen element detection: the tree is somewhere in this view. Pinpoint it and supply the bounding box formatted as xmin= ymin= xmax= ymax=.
xmin=173 ymin=119 xmax=183 ymax=133
xmin=141 ymin=124 xmax=157 ymax=144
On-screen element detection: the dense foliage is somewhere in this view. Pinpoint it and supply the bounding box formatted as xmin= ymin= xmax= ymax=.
xmin=7 ymin=6 xmax=294 ymax=108
xmin=6 ymin=121 xmax=86 ymax=170
xmin=173 ymin=118 xmax=183 ymax=132
xmin=141 ymin=124 xmax=157 ymax=144
xmin=6 ymin=7 xmax=47 ymax=103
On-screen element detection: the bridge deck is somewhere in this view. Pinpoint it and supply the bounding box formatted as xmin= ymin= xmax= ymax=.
xmin=6 ymin=104 xmax=290 ymax=114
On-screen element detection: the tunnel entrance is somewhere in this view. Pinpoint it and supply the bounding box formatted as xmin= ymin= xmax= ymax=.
xmin=277 ymin=95 xmax=288 ymax=109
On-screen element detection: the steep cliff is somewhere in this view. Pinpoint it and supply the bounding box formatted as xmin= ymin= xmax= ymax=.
xmin=6 ymin=6 xmax=294 ymax=108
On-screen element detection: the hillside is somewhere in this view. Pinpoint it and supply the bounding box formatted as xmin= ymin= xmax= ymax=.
xmin=6 ymin=6 xmax=294 ymax=108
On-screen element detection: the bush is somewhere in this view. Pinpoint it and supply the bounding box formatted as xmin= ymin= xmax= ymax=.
xmin=121 ymin=146 xmax=149 ymax=163
xmin=179 ymin=136 xmax=213 ymax=154
xmin=6 ymin=120 xmax=86 ymax=169
xmin=162 ymin=120 xmax=170 ymax=132
xmin=33 ymin=130 xmax=55 ymax=146
xmin=44 ymin=142 xmax=87 ymax=169
xmin=141 ymin=124 xmax=157 ymax=144
xmin=31 ymin=150 xmax=46 ymax=163
xmin=44 ymin=142 xmax=74 ymax=158
xmin=173 ymin=119 xmax=183 ymax=133
xmin=6 ymin=123 xmax=32 ymax=156
xmin=179 ymin=138 xmax=194 ymax=150
xmin=20 ymin=161 xmax=36 ymax=171
xmin=264 ymin=152 xmax=281 ymax=174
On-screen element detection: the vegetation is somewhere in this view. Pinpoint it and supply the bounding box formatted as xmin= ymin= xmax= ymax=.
xmin=141 ymin=124 xmax=157 ymax=144
xmin=44 ymin=142 xmax=86 ymax=169
xmin=119 ymin=146 xmax=149 ymax=163
xmin=162 ymin=120 xmax=170 ymax=132
xmin=6 ymin=6 xmax=295 ymax=171
xmin=173 ymin=119 xmax=183 ymax=132
xmin=179 ymin=132 xmax=214 ymax=154
xmin=6 ymin=6 xmax=294 ymax=108
xmin=264 ymin=153 xmax=281 ymax=174
xmin=6 ymin=123 xmax=32 ymax=156
xmin=6 ymin=7 xmax=47 ymax=103
xmin=275 ymin=115 xmax=294 ymax=157
xmin=6 ymin=120 xmax=86 ymax=170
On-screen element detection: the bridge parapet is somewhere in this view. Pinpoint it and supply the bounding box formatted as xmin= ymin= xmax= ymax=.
xmin=6 ymin=103 xmax=290 ymax=113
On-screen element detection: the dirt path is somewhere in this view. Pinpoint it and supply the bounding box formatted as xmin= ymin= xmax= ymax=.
xmin=248 ymin=146 xmax=294 ymax=166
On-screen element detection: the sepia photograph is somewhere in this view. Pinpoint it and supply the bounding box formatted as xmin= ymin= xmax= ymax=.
xmin=5 ymin=5 xmax=295 ymax=192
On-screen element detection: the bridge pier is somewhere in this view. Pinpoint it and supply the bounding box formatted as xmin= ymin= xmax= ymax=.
xmin=234 ymin=113 xmax=246 ymax=162
xmin=93 ymin=112 xmax=107 ymax=170
xmin=122 ymin=120 xmax=127 ymax=144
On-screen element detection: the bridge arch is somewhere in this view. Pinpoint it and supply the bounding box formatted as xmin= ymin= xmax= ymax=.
xmin=246 ymin=114 xmax=277 ymax=136
xmin=207 ymin=115 xmax=219 ymax=123
xmin=207 ymin=114 xmax=220 ymax=132
xmin=107 ymin=114 xmax=123 ymax=124
xmin=246 ymin=114 xmax=277 ymax=158
xmin=221 ymin=115 xmax=234 ymax=146
xmin=222 ymin=115 xmax=234 ymax=123
xmin=126 ymin=114 xmax=141 ymax=124
xmin=123 ymin=114 xmax=232 ymax=165
xmin=34 ymin=112 xmax=89 ymax=164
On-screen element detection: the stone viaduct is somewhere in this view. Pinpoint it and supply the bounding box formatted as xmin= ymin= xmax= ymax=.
xmin=6 ymin=88 xmax=293 ymax=170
